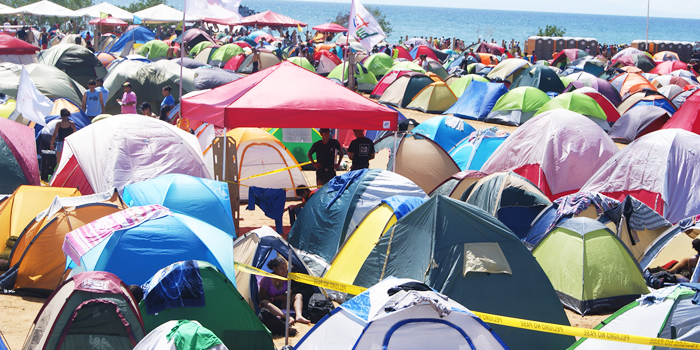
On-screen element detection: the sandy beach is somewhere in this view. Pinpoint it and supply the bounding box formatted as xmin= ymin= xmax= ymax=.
xmin=0 ymin=106 xmax=619 ymax=349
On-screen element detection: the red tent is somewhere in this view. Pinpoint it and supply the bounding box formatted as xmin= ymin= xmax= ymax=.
xmin=661 ymin=90 xmax=700 ymax=134
xmin=412 ymin=45 xmax=439 ymax=61
xmin=88 ymin=16 xmax=128 ymax=27
xmin=223 ymin=54 xmax=246 ymax=71
xmin=182 ymin=61 xmax=398 ymax=130
xmin=239 ymin=10 xmax=307 ymax=27
xmin=312 ymin=23 xmax=347 ymax=33
xmin=395 ymin=46 xmax=412 ymax=60
xmin=651 ymin=60 xmax=691 ymax=75
xmin=0 ymin=33 xmax=40 ymax=54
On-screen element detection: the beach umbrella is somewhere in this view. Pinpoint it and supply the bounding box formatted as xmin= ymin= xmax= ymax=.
xmin=312 ymin=22 xmax=347 ymax=32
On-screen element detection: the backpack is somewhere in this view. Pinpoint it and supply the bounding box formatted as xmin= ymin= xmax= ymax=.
xmin=307 ymin=293 xmax=334 ymax=323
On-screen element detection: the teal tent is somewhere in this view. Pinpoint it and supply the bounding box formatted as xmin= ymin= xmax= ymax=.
xmin=353 ymin=195 xmax=574 ymax=350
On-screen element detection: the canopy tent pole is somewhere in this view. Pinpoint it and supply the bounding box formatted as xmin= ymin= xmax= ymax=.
xmin=392 ymin=132 xmax=397 ymax=172
xmin=179 ymin=1 xmax=185 ymax=115
xmin=284 ymin=242 xmax=293 ymax=347
xmin=645 ymin=0 xmax=650 ymax=49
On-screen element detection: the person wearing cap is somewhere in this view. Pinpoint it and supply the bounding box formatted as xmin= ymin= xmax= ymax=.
xmin=117 ymin=82 xmax=137 ymax=114
xmin=307 ymin=128 xmax=341 ymax=186
xmin=140 ymin=102 xmax=157 ymax=118
xmin=347 ymin=129 xmax=375 ymax=171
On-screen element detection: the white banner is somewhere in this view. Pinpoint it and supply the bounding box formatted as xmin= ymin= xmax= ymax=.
xmin=16 ymin=67 xmax=50 ymax=126
xmin=185 ymin=0 xmax=242 ymax=21
xmin=348 ymin=0 xmax=386 ymax=52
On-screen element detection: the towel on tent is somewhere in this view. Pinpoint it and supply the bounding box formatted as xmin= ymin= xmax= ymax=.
xmin=142 ymin=260 xmax=205 ymax=315
xmin=248 ymin=187 xmax=285 ymax=233
xmin=166 ymin=320 xmax=223 ymax=350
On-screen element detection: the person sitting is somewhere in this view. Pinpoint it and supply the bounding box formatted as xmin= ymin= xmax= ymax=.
xmin=286 ymin=186 xmax=315 ymax=226
xmin=668 ymin=239 xmax=700 ymax=280
xmin=259 ymin=257 xmax=310 ymax=325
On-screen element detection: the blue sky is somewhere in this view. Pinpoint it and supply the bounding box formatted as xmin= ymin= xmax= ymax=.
xmin=292 ymin=0 xmax=695 ymax=19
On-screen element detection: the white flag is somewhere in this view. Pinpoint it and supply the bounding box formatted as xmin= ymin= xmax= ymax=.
xmin=16 ymin=67 xmax=50 ymax=127
xmin=185 ymin=0 xmax=242 ymax=21
xmin=348 ymin=0 xmax=386 ymax=52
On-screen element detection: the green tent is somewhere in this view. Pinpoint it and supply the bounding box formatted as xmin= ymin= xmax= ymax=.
xmin=209 ymin=44 xmax=245 ymax=67
xmin=140 ymin=260 xmax=275 ymax=350
xmin=391 ymin=61 xmax=425 ymax=73
xmin=510 ymin=65 xmax=566 ymax=94
xmin=189 ymin=41 xmax=214 ymax=58
xmin=363 ymin=53 xmax=394 ymax=77
xmin=287 ymin=56 xmax=315 ymax=72
xmin=354 ymin=195 xmax=574 ymax=350
xmin=137 ymin=40 xmax=169 ymax=60
xmin=532 ymin=218 xmax=649 ymax=315
xmin=484 ymin=86 xmax=551 ymax=126
xmin=445 ymin=74 xmax=489 ymax=98
xmin=536 ymin=92 xmax=610 ymax=130
xmin=268 ymin=127 xmax=321 ymax=167
xmin=327 ymin=62 xmax=378 ymax=93
xmin=0 ymin=62 xmax=84 ymax=105
xmin=37 ymin=44 xmax=106 ymax=88
xmin=461 ymin=172 xmax=550 ymax=239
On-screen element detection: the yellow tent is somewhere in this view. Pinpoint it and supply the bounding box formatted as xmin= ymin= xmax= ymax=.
xmin=406 ymin=82 xmax=458 ymax=114
xmin=9 ymin=190 xmax=126 ymax=293
xmin=0 ymin=186 xmax=80 ymax=243
xmin=226 ymin=128 xmax=308 ymax=200
xmin=324 ymin=202 xmax=398 ymax=287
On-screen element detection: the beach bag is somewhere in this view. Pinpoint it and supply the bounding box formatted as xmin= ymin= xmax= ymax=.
xmin=259 ymin=308 xmax=286 ymax=336
xmin=307 ymin=293 xmax=334 ymax=323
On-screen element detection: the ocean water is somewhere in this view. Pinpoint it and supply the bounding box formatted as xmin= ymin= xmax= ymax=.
xmin=161 ymin=0 xmax=700 ymax=45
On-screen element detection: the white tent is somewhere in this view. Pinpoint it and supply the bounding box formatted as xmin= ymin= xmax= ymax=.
xmin=0 ymin=3 xmax=13 ymax=12
xmin=74 ymin=2 xmax=133 ymax=21
xmin=0 ymin=0 xmax=80 ymax=17
xmin=133 ymin=4 xmax=199 ymax=23
xmin=295 ymin=277 xmax=509 ymax=350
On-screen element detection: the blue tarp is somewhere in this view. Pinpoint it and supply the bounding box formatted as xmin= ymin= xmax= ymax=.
xmin=381 ymin=196 xmax=426 ymax=220
xmin=411 ymin=115 xmax=476 ymax=153
xmin=108 ymin=27 xmax=156 ymax=54
xmin=444 ymin=81 xmax=508 ymax=120
xmin=122 ymin=174 xmax=235 ymax=236
xmin=631 ymin=98 xmax=676 ymax=115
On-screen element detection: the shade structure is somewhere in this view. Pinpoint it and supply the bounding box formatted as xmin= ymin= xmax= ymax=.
xmin=239 ymin=10 xmax=306 ymax=27
xmin=88 ymin=16 xmax=128 ymax=27
xmin=181 ymin=61 xmax=398 ymax=130
xmin=0 ymin=33 xmax=39 ymax=55
xmin=133 ymin=4 xmax=199 ymax=23
xmin=1 ymin=0 xmax=79 ymax=17
xmin=75 ymin=2 xmax=133 ymax=21
xmin=313 ymin=22 xmax=347 ymax=32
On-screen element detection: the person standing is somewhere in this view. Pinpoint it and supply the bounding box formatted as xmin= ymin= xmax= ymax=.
xmin=81 ymin=80 xmax=103 ymax=121
xmin=347 ymin=129 xmax=375 ymax=171
xmin=251 ymin=48 xmax=261 ymax=73
xmin=95 ymin=78 xmax=108 ymax=106
xmin=39 ymin=27 xmax=48 ymax=49
xmin=161 ymin=85 xmax=175 ymax=111
xmin=116 ymin=82 xmax=137 ymax=114
xmin=307 ymin=128 xmax=341 ymax=186
xmin=50 ymin=109 xmax=76 ymax=164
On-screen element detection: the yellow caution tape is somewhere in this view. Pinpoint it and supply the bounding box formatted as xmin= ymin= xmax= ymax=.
xmin=234 ymin=262 xmax=287 ymax=281
xmin=234 ymin=261 xmax=700 ymax=348
xmin=472 ymin=311 xmax=700 ymax=349
xmin=238 ymin=161 xmax=313 ymax=182
xmin=289 ymin=272 xmax=367 ymax=296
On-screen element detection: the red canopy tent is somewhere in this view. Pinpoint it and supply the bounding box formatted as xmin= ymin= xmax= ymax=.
xmin=312 ymin=23 xmax=347 ymax=33
xmin=239 ymin=10 xmax=307 ymax=27
xmin=0 ymin=33 xmax=40 ymax=54
xmin=88 ymin=16 xmax=128 ymax=27
xmin=181 ymin=61 xmax=398 ymax=130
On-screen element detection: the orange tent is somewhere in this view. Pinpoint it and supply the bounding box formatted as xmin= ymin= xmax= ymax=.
xmin=611 ymin=73 xmax=657 ymax=97
xmin=9 ymin=190 xmax=126 ymax=294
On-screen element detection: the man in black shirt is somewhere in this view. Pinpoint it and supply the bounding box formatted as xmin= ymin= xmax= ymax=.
xmin=308 ymin=128 xmax=341 ymax=186
xmin=15 ymin=26 xmax=26 ymax=41
xmin=347 ymin=129 xmax=375 ymax=171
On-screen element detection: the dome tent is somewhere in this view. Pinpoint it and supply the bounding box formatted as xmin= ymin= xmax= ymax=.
xmin=0 ymin=62 xmax=84 ymax=105
xmin=134 ymin=320 xmax=227 ymax=350
xmin=294 ymin=277 xmax=509 ymax=350
xmin=37 ymin=44 xmax=107 ymax=88
xmin=139 ymin=260 xmax=274 ymax=350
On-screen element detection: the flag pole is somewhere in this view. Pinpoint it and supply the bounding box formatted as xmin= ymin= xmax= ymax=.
xmin=179 ymin=0 xmax=185 ymax=120
xmin=341 ymin=0 xmax=352 ymax=86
